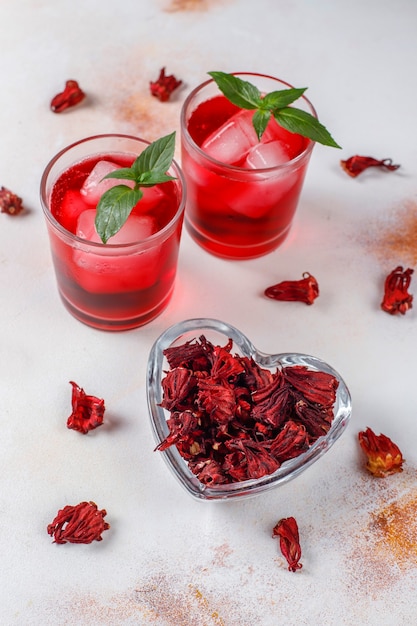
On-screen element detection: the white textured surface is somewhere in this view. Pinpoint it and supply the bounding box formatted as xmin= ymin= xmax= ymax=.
xmin=1 ymin=1 xmax=417 ymax=624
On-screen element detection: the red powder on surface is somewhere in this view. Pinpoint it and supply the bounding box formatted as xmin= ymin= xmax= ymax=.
xmin=344 ymin=470 xmax=417 ymax=599
xmin=370 ymin=494 xmax=417 ymax=567
xmin=164 ymin=0 xmax=210 ymax=11
xmin=365 ymin=200 xmax=417 ymax=266
xmin=115 ymin=95 xmax=180 ymax=142
xmin=52 ymin=572 xmax=260 ymax=625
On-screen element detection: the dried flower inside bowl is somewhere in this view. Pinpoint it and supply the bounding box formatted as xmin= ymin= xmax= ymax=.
xmin=147 ymin=319 xmax=352 ymax=501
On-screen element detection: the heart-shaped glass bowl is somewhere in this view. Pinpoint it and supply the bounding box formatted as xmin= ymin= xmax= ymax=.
xmin=147 ymin=318 xmax=352 ymax=501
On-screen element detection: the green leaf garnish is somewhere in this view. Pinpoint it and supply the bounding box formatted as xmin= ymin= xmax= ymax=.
xmin=208 ymin=71 xmax=341 ymax=148
xmin=95 ymin=186 xmax=144 ymax=245
xmin=261 ymin=87 xmax=307 ymax=110
xmin=95 ymin=131 xmax=176 ymax=243
xmin=208 ymin=72 xmax=260 ymax=110
xmin=252 ymin=109 xmax=271 ymax=141
xmin=274 ymin=107 xmax=339 ymax=147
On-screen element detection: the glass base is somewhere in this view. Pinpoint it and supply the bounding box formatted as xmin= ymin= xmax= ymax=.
xmin=58 ymin=290 xmax=174 ymax=331
xmin=185 ymin=218 xmax=291 ymax=260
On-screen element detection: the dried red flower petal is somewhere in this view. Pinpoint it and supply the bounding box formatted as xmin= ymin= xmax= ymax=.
xmin=240 ymin=356 xmax=274 ymax=392
xmin=224 ymin=439 xmax=280 ymax=480
xmin=150 ymin=67 xmax=182 ymax=102
xmin=160 ymin=367 xmax=197 ymax=411
xmin=47 ymin=501 xmax=110 ymax=544
xmin=163 ymin=337 xmax=211 ymax=371
xmin=251 ymin=374 xmax=292 ymax=429
xmin=265 ymin=272 xmax=319 ymax=305
xmin=157 ymin=335 xmax=338 ymax=485
xmin=50 ymin=80 xmax=86 ymax=113
xmin=190 ymin=458 xmax=229 ymax=485
xmin=340 ymin=155 xmax=400 ymax=178
xmin=293 ymin=396 xmax=333 ymax=439
xmin=283 ymin=366 xmax=339 ymax=408
xmin=381 ymin=266 xmax=413 ymax=315
xmin=272 ymin=516 xmax=302 ymax=572
xmin=210 ymin=344 xmax=245 ymax=381
xmin=0 ymin=186 xmax=24 ymax=215
xmin=269 ymin=421 xmax=309 ymax=462
xmin=358 ymin=427 xmax=404 ymax=477
xmin=155 ymin=410 xmax=203 ymax=455
xmin=197 ymin=378 xmax=237 ymax=425
xmin=304 ymin=398 xmax=333 ymax=439
xmin=67 ymin=381 xmax=105 ymax=434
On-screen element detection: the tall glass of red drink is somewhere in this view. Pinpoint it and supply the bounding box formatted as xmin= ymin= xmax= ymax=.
xmin=180 ymin=73 xmax=316 ymax=259
xmin=41 ymin=134 xmax=186 ymax=331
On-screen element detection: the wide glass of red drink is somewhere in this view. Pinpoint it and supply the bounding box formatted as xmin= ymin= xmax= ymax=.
xmin=41 ymin=134 xmax=186 ymax=331
xmin=181 ymin=73 xmax=316 ymax=259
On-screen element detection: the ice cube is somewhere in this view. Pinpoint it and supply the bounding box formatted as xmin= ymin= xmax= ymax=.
xmin=260 ymin=116 xmax=307 ymax=158
xmin=221 ymin=166 xmax=301 ymax=219
xmin=245 ymin=140 xmax=290 ymax=169
xmin=73 ymin=210 xmax=161 ymax=293
xmin=130 ymin=185 xmax=167 ymax=216
xmin=80 ymin=160 xmax=134 ymax=206
xmin=202 ymin=110 xmax=258 ymax=164
xmin=76 ymin=209 xmax=156 ymax=244
xmin=259 ymin=116 xmax=288 ymax=144
xmin=57 ymin=189 xmax=88 ymax=233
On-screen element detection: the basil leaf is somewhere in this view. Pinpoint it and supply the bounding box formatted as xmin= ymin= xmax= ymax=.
xmin=262 ymin=87 xmax=307 ymax=110
xmin=95 ymin=185 xmax=143 ymax=244
xmin=102 ymin=168 xmax=138 ymax=181
xmin=274 ymin=107 xmax=341 ymax=148
xmin=208 ymin=71 xmax=261 ymax=110
xmin=138 ymin=172 xmax=176 ymax=186
xmin=134 ymin=131 xmax=176 ymax=176
xmin=252 ymin=109 xmax=271 ymax=141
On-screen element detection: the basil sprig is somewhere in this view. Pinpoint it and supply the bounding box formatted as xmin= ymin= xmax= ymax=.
xmin=208 ymin=71 xmax=340 ymax=148
xmin=95 ymin=132 xmax=176 ymax=244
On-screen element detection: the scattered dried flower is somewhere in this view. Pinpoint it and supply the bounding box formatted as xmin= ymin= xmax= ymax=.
xmin=50 ymin=80 xmax=86 ymax=113
xmin=340 ymin=155 xmax=400 ymax=178
xmin=67 ymin=381 xmax=105 ymax=434
xmin=264 ymin=273 xmax=319 ymax=305
xmin=358 ymin=427 xmax=404 ymax=477
xmin=156 ymin=335 xmax=338 ymax=485
xmin=47 ymin=501 xmax=110 ymax=544
xmin=272 ymin=516 xmax=303 ymax=572
xmin=150 ymin=67 xmax=182 ymax=102
xmin=0 ymin=186 xmax=24 ymax=215
xmin=381 ymin=265 xmax=413 ymax=315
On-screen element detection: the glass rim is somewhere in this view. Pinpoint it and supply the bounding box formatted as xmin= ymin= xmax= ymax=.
xmin=180 ymin=72 xmax=317 ymax=174
xmin=40 ymin=133 xmax=186 ymax=249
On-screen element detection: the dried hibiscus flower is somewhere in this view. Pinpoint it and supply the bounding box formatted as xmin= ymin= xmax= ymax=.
xmin=150 ymin=67 xmax=182 ymax=102
xmin=47 ymin=501 xmax=110 ymax=544
xmin=358 ymin=427 xmax=404 ymax=477
xmin=0 ymin=186 xmax=24 ymax=215
xmin=381 ymin=266 xmax=413 ymax=315
xmin=67 ymin=381 xmax=105 ymax=434
xmin=156 ymin=335 xmax=339 ymax=485
xmin=50 ymin=79 xmax=86 ymax=113
xmin=264 ymin=273 xmax=319 ymax=305
xmin=340 ymin=155 xmax=400 ymax=178
xmin=272 ymin=516 xmax=303 ymax=572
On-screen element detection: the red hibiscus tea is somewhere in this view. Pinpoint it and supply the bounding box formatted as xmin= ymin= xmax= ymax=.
xmin=180 ymin=73 xmax=316 ymax=259
xmin=41 ymin=135 xmax=186 ymax=331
